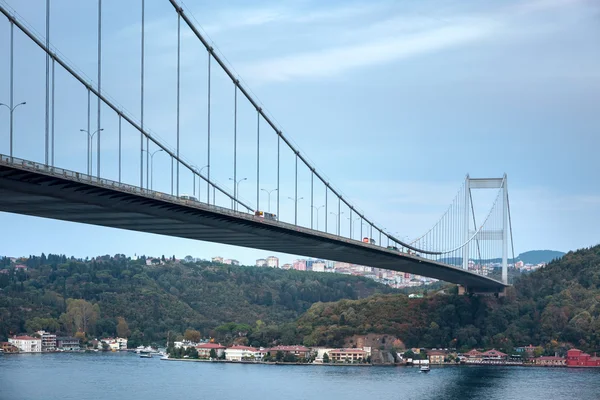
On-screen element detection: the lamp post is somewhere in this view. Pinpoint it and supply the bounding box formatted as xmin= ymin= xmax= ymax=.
xmin=311 ymin=205 xmax=325 ymax=230
xmin=348 ymin=216 xmax=360 ymax=239
xmin=288 ymin=196 xmax=303 ymax=225
xmin=80 ymin=128 xmax=103 ymax=175
xmin=142 ymin=149 xmax=164 ymax=190
xmin=261 ymin=188 xmax=278 ymax=213
xmin=229 ymin=177 xmax=247 ymax=211
xmin=0 ymin=101 xmax=26 ymax=158
xmin=330 ymin=211 xmax=344 ymax=235
xmin=193 ymin=164 xmax=209 ymax=199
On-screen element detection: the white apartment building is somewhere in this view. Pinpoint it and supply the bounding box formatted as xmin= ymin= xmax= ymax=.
xmin=266 ymin=256 xmax=279 ymax=268
xmin=225 ymin=346 xmax=266 ymax=361
xmin=37 ymin=330 xmax=57 ymax=352
xmin=312 ymin=262 xmax=326 ymax=272
xmin=9 ymin=336 xmax=42 ymax=353
xmin=256 ymin=259 xmax=267 ymax=267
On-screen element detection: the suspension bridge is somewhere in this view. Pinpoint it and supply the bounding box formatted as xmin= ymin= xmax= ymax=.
xmin=0 ymin=1 xmax=514 ymax=294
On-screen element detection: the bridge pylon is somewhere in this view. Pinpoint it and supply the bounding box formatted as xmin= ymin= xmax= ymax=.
xmin=462 ymin=174 xmax=511 ymax=285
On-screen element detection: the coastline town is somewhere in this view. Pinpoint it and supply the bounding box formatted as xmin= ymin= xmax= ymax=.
xmin=3 ymin=332 xmax=599 ymax=368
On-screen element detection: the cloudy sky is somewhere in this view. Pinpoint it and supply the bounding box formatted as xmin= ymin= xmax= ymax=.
xmin=0 ymin=0 xmax=598 ymax=264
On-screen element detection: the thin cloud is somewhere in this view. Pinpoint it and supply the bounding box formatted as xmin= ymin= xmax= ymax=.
xmin=237 ymin=0 xmax=591 ymax=83
xmin=240 ymin=22 xmax=495 ymax=83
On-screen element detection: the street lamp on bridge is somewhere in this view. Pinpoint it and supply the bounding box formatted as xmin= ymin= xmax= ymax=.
xmin=288 ymin=196 xmax=303 ymax=225
xmin=80 ymin=128 xmax=103 ymax=175
xmin=261 ymin=188 xmax=277 ymax=213
xmin=192 ymin=164 xmax=209 ymax=199
xmin=348 ymin=216 xmax=360 ymax=239
xmin=0 ymin=101 xmax=26 ymax=158
xmin=142 ymin=148 xmax=164 ymax=190
xmin=229 ymin=177 xmax=247 ymax=211
xmin=311 ymin=205 xmax=324 ymax=230
xmin=330 ymin=211 xmax=344 ymax=235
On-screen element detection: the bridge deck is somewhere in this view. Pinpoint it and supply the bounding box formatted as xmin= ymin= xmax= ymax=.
xmin=0 ymin=156 xmax=507 ymax=292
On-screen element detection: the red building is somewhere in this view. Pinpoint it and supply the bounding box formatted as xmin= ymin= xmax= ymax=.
xmin=566 ymin=349 xmax=600 ymax=367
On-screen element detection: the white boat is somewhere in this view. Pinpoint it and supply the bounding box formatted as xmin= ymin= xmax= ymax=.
xmin=420 ymin=365 xmax=430 ymax=373
xmin=140 ymin=353 xmax=152 ymax=358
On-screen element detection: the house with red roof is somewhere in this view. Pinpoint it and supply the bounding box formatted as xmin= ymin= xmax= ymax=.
xmin=329 ymin=348 xmax=367 ymax=363
xmin=225 ymin=345 xmax=267 ymax=361
xmin=196 ymin=342 xmax=226 ymax=358
xmin=463 ymin=349 xmax=483 ymax=362
xmin=481 ymin=349 xmax=508 ymax=360
xmin=566 ymin=349 xmax=600 ymax=367
xmin=267 ymin=345 xmax=311 ymax=359
xmin=8 ymin=335 xmax=41 ymax=353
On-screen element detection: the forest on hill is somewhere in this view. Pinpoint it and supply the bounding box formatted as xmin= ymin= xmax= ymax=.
xmin=279 ymin=245 xmax=600 ymax=354
xmin=0 ymin=254 xmax=395 ymax=347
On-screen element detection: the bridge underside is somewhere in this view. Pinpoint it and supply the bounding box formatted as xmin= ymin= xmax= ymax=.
xmin=0 ymin=162 xmax=506 ymax=292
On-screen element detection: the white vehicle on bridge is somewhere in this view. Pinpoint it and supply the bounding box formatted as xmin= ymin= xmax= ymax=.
xmin=180 ymin=194 xmax=198 ymax=202
xmin=255 ymin=210 xmax=277 ymax=221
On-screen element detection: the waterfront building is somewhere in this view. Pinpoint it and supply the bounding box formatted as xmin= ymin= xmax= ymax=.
xmin=328 ymin=349 xmax=367 ymax=363
xmin=56 ymin=337 xmax=80 ymax=351
xmin=196 ymin=343 xmax=226 ymax=358
xmin=225 ymin=345 xmax=266 ymax=361
xmin=8 ymin=336 xmax=41 ymax=353
xmin=312 ymin=348 xmax=336 ymax=363
xmin=534 ymin=356 xmax=566 ymax=366
xmin=566 ymin=349 xmax=600 ymax=367
xmin=267 ymin=345 xmax=311 ymax=359
xmin=37 ymin=330 xmax=57 ymax=352
xmin=427 ymin=350 xmax=446 ymax=364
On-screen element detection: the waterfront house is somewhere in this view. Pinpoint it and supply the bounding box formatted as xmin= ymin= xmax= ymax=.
xmin=427 ymin=350 xmax=447 ymax=364
xmin=267 ymin=345 xmax=311 ymax=359
xmin=463 ymin=349 xmax=483 ymax=362
xmin=534 ymin=356 xmax=566 ymax=366
xmin=328 ymin=348 xmax=367 ymax=363
xmin=481 ymin=349 xmax=508 ymax=361
xmin=566 ymin=349 xmax=600 ymax=367
xmin=8 ymin=336 xmax=41 ymax=353
xmin=37 ymin=330 xmax=57 ymax=352
xmin=312 ymin=348 xmax=336 ymax=363
xmin=196 ymin=343 xmax=226 ymax=358
xmin=225 ymin=345 xmax=266 ymax=361
xmin=56 ymin=337 xmax=80 ymax=351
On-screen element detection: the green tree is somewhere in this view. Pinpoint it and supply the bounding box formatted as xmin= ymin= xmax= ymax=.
xmin=323 ymin=353 xmax=330 ymax=363
xmin=209 ymin=348 xmax=217 ymax=359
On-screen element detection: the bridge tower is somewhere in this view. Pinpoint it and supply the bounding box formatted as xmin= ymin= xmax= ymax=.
xmin=462 ymin=174 xmax=510 ymax=284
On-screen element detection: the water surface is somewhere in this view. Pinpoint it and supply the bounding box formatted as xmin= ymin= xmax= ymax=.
xmin=1 ymin=353 xmax=599 ymax=400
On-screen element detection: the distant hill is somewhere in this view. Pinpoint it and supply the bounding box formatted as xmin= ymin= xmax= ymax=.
xmin=438 ymin=250 xmax=565 ymax=265
xmin=515 ymin=250 xmax=565 ymax=265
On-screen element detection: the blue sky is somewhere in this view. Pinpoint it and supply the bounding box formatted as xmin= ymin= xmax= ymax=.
xmin=0 ymin=0 xmax=598 ymax=264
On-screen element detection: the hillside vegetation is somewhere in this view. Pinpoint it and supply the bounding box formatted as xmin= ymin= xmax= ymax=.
xmin=288 ymin=245 xmax=600 ymax=354
xmin=0 ymin=254 xmax=395 ymax=346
